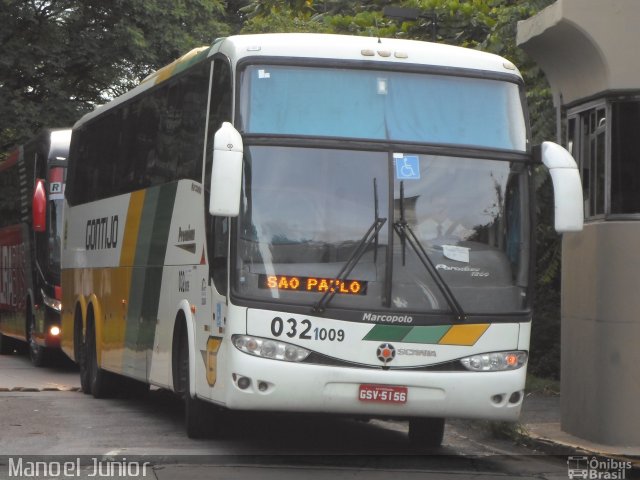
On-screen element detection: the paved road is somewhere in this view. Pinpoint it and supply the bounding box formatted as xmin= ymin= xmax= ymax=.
xmin=0 ymin=351 xmax=577 ymax=480
xmin=0 ymin=351 xmax=79 ymax=392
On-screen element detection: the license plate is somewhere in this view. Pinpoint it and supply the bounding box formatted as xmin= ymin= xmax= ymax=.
xmin=358 ymin=384 xmax=408 ymax=404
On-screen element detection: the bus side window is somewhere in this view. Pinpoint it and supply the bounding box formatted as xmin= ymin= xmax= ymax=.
xmin=212 ymin=216 xmax=228 ymax=294
xmin=209 ymin=58 xmax=232 ymax=134
xmin=206 ymin=57 xmax=232 ymax=294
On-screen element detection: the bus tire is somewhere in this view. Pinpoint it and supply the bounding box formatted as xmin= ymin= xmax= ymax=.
xmin=174 ymin=318 xmax=209 ymax=439
xmin=75 ymin=306 xmax=91 ymax=394
xmin=86 ymin=315 xmax=113 ymax=399
xmin=185 ymin=386 xmax=209 ymax=439
xmin=28 ymin=306 xmax=47 ymax=367
xmin=408 ymin=417 xmax=445 ymax=449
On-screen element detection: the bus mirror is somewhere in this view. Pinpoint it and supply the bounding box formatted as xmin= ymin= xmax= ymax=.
xmin=537 ymin=141 xmax=584 ymax=233
xmin=210 ymin=122 xmax=243 ymax=217
xmin=33 ymin=178 xmax=47 ymax=232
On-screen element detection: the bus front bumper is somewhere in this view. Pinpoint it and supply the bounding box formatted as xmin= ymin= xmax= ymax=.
xmin=220 ymin=349 xmax=526 ymax=421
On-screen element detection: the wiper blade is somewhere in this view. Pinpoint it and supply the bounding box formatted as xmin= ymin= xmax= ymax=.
xmin=313 ymin=178 xmax=386 ymax=314
xmin=394 ymin=181 xmax=466 ymax=322
xmin=312 ymin=217 xmax=386 ymax=314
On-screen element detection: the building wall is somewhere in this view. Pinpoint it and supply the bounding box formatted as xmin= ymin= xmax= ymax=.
xmin=517 ymin=0 xmax=640 ymax=105
xmin=561 ymin=223 xmax=640 ymax=445
xmin=519 ymin=0 xmax=640 ymax=447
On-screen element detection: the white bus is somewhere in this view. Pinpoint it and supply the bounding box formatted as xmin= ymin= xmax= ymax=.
xmin=61 ymin=33 xmax=583 ymax=445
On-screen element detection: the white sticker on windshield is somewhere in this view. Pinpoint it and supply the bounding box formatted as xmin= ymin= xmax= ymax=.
xmin=377 ymin=78 xmax=388 ymax=95
xmin=442 ymin=245 xmax=469 ymax=263
xmin=258 ymin=69 xmax=271 ymax=79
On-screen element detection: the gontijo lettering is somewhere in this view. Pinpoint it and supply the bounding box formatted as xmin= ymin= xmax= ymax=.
xmin=85 ymin=215 xmax=118 ymax=250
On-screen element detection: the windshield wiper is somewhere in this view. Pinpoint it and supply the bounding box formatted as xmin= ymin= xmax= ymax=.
xmin=394 ymin=181 xmax=467 ymax=322
xmin=312 ymin=179 xmax=386 ymax=314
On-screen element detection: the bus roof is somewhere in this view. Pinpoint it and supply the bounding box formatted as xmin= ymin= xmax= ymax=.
xmin=216 ymin=33 xmax=521 ymax=75
xmin=1 ymin=129 xmax=71 ymax=171
xmin=74 ymin=33 xmax=522 ymax=130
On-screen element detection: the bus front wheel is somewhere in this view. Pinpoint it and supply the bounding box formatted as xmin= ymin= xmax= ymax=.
xmin=175 ymin=320 xmax=209 ymax=439
xmin=408 ymin=417 xmax=445 ymax=449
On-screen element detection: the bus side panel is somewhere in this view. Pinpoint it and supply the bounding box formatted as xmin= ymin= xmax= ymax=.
xmin=0 ymin=145 xmax=35 ymax=344
xmin=147 ymin=180 xmax=210 ymax=390
xmin=61 ymin=193 xmax=130 ymax=365
xmin=62 ymin=180 xmax=209 ymax=386
xmin=60 ymin=268 xmax=84 ymax=359
xmin=0 ymin=224 xmax=32 ymax=341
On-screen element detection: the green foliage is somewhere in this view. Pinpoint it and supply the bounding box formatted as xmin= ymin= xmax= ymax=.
xmin=529 ymin=172 xmax=562 ymax=380
xmin=526 ymin=373 xmax=560 ymax=396
xmin=0 ymin=0 xmax=230 ymax=151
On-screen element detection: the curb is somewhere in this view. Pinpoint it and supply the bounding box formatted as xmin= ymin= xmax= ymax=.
xmin=0 ymin=386 xmax=81 ymax=392
xmin=520 ymin=425 xmax=640 ymax=471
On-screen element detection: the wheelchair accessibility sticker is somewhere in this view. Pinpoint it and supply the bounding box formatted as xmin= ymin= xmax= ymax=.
xmin=394 ymin=154 xmax=421 ymax=180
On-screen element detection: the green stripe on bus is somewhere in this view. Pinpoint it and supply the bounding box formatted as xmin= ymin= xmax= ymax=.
xmin=146 ymin=182 xmax=177 ymax=266
xmin=124 ymin=183 xmax=178 ymax=369
xmin=401 ymin=325 xmax=451 ymax=344
xmin=125 ymin=188 xmax=159 ymax=353
xmin=362 ymin=325 xmax=411 ymax=342
xmin=138 ymin=183 xmax=178 ymax=351
xmin=362 ymin=324 xmax=455 ymax=344
xmin=133 ymin=187 xmax=160 ymax=267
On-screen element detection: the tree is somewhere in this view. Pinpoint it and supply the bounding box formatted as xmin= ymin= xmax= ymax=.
xmin=0 ymin=0 xmax=231 ymax=155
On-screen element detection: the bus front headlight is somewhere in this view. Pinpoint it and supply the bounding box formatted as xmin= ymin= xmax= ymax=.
xmin=41 ymin=289 xmax=62 ymax=312
xmin=232 ymin=335 xmax=310 ymax=362
xmin=460 ymin=351 xmax=527 ymax=372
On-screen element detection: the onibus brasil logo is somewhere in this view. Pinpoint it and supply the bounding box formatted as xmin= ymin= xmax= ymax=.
xmin=567 ymin=456 xmax=632 ymax=479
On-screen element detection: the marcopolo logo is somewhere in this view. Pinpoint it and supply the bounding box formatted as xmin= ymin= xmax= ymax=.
xmin=567 ymin=456 xmax=632 ymax=479
xmin=362 ymin=312 xmax=413 ymax=324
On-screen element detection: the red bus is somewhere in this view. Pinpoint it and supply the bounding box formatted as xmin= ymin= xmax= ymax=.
xmin=0 ymin=129 xmax=71 ymax=365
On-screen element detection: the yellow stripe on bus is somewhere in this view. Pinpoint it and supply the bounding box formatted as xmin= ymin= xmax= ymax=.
xmin=120 ymin=190 xmax=146 ymax=267
xmin=147 ymin=47 xmax=209 ymax=85
xmin=93 ymin=190 xmax=146 ymax=371
xmin=438 ymin=324 xmax=490 ymax=346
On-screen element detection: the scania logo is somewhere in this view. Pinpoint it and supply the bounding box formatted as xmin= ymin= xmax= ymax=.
xmin=376 ymin=343 xmax=396 ymax=365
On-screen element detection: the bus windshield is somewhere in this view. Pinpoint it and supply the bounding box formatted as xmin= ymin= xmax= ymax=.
xmin=240 ymin=64 xmax=527 ymax=151
xmin=48 ymin=197 xmax=64 ymax=274
xmin=46 ymin=166 xmax=65 ymax=280
xmin=234 ymin=146 xmax=531 ymax=318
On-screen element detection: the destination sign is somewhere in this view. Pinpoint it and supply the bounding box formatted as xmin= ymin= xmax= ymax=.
xmin=258 ymin=274 xmax=366 ymax=295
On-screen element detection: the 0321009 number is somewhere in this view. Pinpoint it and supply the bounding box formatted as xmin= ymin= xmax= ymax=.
xmin=270 ymin=317 xmax=345 ymax=342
